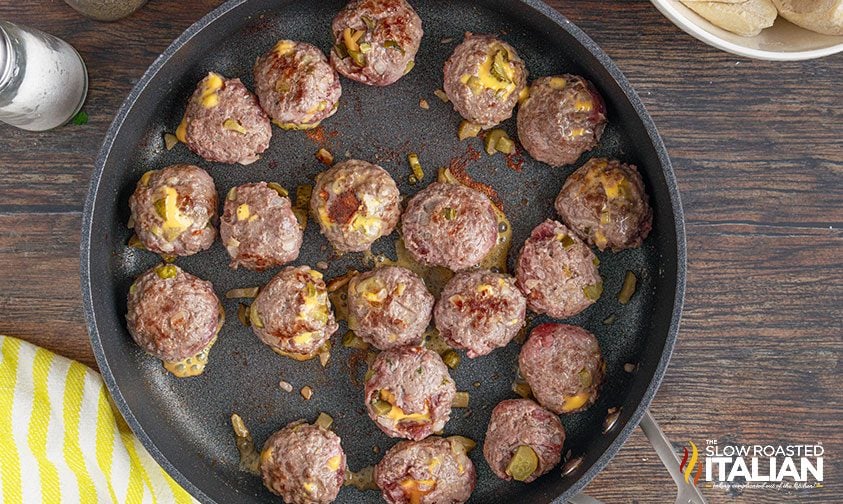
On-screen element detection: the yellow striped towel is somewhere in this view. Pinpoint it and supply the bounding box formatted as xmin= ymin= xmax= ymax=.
xmin=0 ymin=335 xmax=197 ymax=504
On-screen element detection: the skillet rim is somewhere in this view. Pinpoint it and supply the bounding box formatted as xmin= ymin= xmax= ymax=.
xmin=80 ymin=1 xmax=687 ymax=502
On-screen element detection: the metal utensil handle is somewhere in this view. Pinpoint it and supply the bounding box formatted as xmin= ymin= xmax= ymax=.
xmin=569 ymin=410 xmax=708 ymax=504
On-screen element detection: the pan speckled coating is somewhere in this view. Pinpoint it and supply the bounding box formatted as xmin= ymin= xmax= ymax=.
xmin=81 ymin=1 xmax=686 ymax=503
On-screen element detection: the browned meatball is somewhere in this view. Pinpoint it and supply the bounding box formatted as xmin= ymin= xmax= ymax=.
xmin=364 ymin=346 xmax=456 ymax=440
xmin=434 ymin=270 xmax=526 ymax=358
xmin=555 ymin=158 xmax=652 ymax=251
xmin=330 ymin=0 xmax=423 ymax=86
xmin=519 ymin=323 xmax=605 ymax=414
xmin=515 ymin=220 xmax=602 ymax=319
xmin=517 ymin=75 xmax=607 ymax=167
xmin=260 ymin=421 xmax=346 ymax=504
xmin=220 ymin=182 xmax=303 ymax=271
xmin=375 ymin=436 xmax=476 ymax=504
xmin=347 ymin=266 xmax=434 ymax=350
xmin=249 ymin=266 xmax=338 ymax=360
xmin=176 ymin=72 xmax=271 ymax=165
xmin=129 ymin=164 xmax=218 ymax=257
xmin=401 ymin=182 xmax=499 ymax=271
xmin=483 ymin=399 xmax=565 ymax=483
xmin=311 ymin=159 xmax=401 ymax=253
xmin=126 ymin=264 xmax=223 ymax=367
xmin=253 ymin=40 xmax=342 ymax=130
xmin=443 ymin=33 xmax=528 ymax=129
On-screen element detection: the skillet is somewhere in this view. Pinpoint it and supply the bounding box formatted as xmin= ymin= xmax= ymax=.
xmin=81 ymin=1 xmax=688 ymax=502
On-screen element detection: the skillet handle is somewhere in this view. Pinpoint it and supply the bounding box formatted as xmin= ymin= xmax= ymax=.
xmin=568 ymin=410 xmax=708 ymax=504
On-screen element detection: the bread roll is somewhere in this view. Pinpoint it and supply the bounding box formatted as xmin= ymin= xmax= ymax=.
xmin=681 ymin=0 xmax=778 ymax=36
xmin=772 ymin=0 xmax=843 ymax=35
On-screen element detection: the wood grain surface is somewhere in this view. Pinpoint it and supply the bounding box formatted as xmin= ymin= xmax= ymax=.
xmin=0 ymin=1 xmax=839 ymax=503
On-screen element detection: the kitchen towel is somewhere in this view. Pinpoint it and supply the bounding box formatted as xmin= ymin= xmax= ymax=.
xmin=0 ymin=335 xmax=196 ymax=503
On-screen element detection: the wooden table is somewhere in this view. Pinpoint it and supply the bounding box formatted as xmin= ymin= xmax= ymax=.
xmin=0 ymin=1 xmax=839 ymax=502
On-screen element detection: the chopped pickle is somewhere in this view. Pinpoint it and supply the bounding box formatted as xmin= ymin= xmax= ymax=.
xmin=237 ymin=303 xmax=251 ymax=327
xmin=359 ymin=42 xmax=373 ymax=54
xmin=349 ymin=49 xmax=366 ymax=67
xmin=230 ymin=413 xmax=261 ymax=475
xmin=447 ymin=436 xmax=476 ymax=454
xmin=226 ymin=287 xmax=260 ymax=299
xmin=457 ymin=120 xmax=482 ymax=141
xmin=334 ymin=42 xmax=349 ymax=59
xmin=249 ymin=304 xmax=264 ymax=328
xmin=408 ymin=153 xmax=424 ymax=182
xmin=128 ymin=234 xmax=145 ymax=250
xmin=495 ymin=135 xmax=515 ymax=154
xmin=442 ymin=207 xmax=457 ymax=220
xmin=466 ymin=76 xmax=484 ymax=95
xmin=267 ymin=182 xmax=288 ymax=197
xmin=582 ymin=282 xmax=603 ymax=301
xmin=342 ymin=331 xmax=370 ymax=350
xmin=617 ymin=271 xmax=637 ymax=305
xmin=315 ymin=412 xmax=334 ymax=430
xmin=371 ymin=398 xmax=392 ymax=415
xmin=433 ymin=89 xmax=449 ymax=103
xmin=518 ymin=86 xmax=531 ymax=104
xmin=153 ymin=198 xmax=167 ymax=219
xmin=562 ymin=392 xmax=591 ymax=412
xmin=139 ymin=170 xmax=155 ymax=186
xmin=559 ymin=234 xmax=576 ymax=248
xmin=593 ymin=256 xmax=600 ymax=267
xmin=223 ymin=118 xmax=248 ymax=134
xmin=490 ymin=50 xmax=513 ymax=83
xmin=361 ymin=15 xmax=376 ymax=31
xmin=342 ymin=27 xmax=363 ymax=53
xmin=227 ymin=187 xmax=238 ymax=201
xmin=316 ymin=148 xmax=334 ymax=166
xmin=578 ymin=368 xmax=593 ymax=388
xmin=155 ymin=264 xmax=178 ymax=280
xmin=163 ymin=133 xmax=178 ymax=150
xmin=512 ymin=381 xmax=532 ymax=399
xmin=484 ymin=129 xmax=509 ymax=155
xmin=383 ymin=39 xmax=404 ymax=54
xmin=442 ymin=350 xmax=460 ymax=369
xmin=404 ymin=60 xmax=415 ymax=75
xmin=452 ymin=391 xmax=469 ymax=408
xmin=506 ymin=445 xmax=538 ymax=482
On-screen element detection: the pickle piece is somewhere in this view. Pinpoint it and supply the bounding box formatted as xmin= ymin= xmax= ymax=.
xmin=442 ymin=350 xmax=460 ymax=369
xmin=267 ymin=182 xmax=288 ymax=197
xmin=495 ymin=135 xmax=515 ymax=154
xmin=315 ymin=412 xmax=334 ymax=430
xmin=559 ymin=234 xmax=576 ymax=248
xmin=484 ymin=129 xmax=509 ymax=155
xmin=371 ymin=398 xmax=392 ymax=415
xmin=506 ymin=445 xmax=538 ymax=482
xmin=457 ymin=120 xmax=482 ymax=141
xmin=578 ymin=368 xmax=593 ymax=388
xmin=408 ymin=153 xmax=424 ymax=182
xmin=155 ymin=264 xmax=178 ymax=280
xmin=490 ymin=50 xmax=513 ymax=84
xmin=617 ymin=271 xmax=637 ymax=305
xmin=583 ymin=282 xmax=603 ymax=302
xmin=442 ymin=207 xmax=457 ymax=220
xmin=383 ymin=40 xmax=404 ymax=54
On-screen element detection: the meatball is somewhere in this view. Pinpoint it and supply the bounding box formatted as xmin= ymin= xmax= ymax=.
xmin=375 ymin=437 xmax=476 ymax=504
xmin=176 ymin=72 xmax=271 ymax=165
xmin=555 ymin=158 xmax=652 ymax=252
xmin=402 ymin=182 xmax=498 ymax=271
xmin=329 ymin=0 xmax=423 ymax=86
xmin=443 ymin=33 xmax=528 ymax=129
xmin=434 ymin=270 xmax=526 ymax=358
xmin=129 ymin=164 xmax=218 ymax=257
xmin=220 ymin=182 xmax=303 ymax=271
xmin=515 ymin=220 xmax=602 ymax=319
xmin=260 ymin=421 xmax=346 ymax=504
xmin=311 ymin=159 xmax=401 ymax=253
xmin=253 ymin=40 xmax=342 ymax=130
xmin=250 ymin=266 xmax=339 ymax=360
xmin=519 ymin=323 xmax=605 ymax=414
xmin=364 ymin=346 xmax=456 ymax=440
xmin=347 ymin=266 xmax=434 ymax=350
xmin=126 ymin=264 xmax=223 ymax=367
xmin=517 ymin=75 xmax=607 ymax=167
xmin=483 ymin=399 xmax=565 ymax=483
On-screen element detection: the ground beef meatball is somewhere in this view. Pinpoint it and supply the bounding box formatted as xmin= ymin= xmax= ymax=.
xmin=402 ymin=182 xmax=498 ymax=271
xmin=364 ymin=346 xmax=456 ymax=440
xmin=176 ymin=72 xmax=271 ymax=165
xmin=434 ymin=270 xmax=526 ymax=358
xmin=515 ymin=220 xmax=602 ymax=319
xmin=483 ymin=399 xmax=565 ymax=483
xmin=375 ymin=436 xmax=476 ymax=504
xmin=250 ymin=266 xmax=339 ymax=360
xmin=555 ymin=158 xmax=652 ymax=251
xmin=220 ymin=182 xmax=303 ymax=271
xmin=311 ymin=159 xmax=401 ymax=253
xmin=253 ymin=40 xmax=342 ymax=130
xmin=519 ymin=323 xmax=605 ymax=414
xmin=347 ymin=266 xmax=434 ymax=350
xmin=126 ymin=264 xmax=223 ymax=364
xmin=443 ymin=33 xmax=528 ymax=129
xmin=517 ymin=75 xmax=607 ymax=167
xmin=260 ymin=421 xmax=346 ymax=504
xmin=129 ymin=164 xmax=218 ymax=257
xmin=330 ymin=0 xmax=423 ymax=86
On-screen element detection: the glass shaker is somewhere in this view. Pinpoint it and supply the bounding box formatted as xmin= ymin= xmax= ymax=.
xmin=0 ymin=21 xmax=88 ymax=131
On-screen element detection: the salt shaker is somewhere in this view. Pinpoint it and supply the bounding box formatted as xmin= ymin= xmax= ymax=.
xmin=0 ymin=21 xmax=88 ymax=131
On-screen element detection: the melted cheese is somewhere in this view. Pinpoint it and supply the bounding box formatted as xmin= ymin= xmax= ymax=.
xmin=158 ymin=186 xmax=193 ymax=241
xmin=175 ymin=117 xmax=188 ymax=143
xmin=200 ymin=73 xmax=224 ymax=108
xmin=399 ymin=479 xmax=436 ymax=504
xmin=236 ymin=204 xmax=251 ymax=221
xmin=273 ymin=40 xmax=296 ymax=56
xmin=272 ymin=119 xmax=322 ymax=131
xmin=379 ymin=390 xmax=431 ymax=423
xmin=326 ymin=455 xmax=342 ymax=471
xmin=459 ymin=47 xmax=516 ymax=97
xmin=163 ymin=336 xmax=217 ymax=378
xmin=562 ymin=392 xmax=591 ymax=412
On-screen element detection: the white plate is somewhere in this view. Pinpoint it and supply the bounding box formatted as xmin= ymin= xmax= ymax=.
xmin=650 ymin=0 xmax=843 ymax=61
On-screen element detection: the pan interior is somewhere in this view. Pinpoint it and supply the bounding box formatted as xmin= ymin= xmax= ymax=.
xmin=85 ymin=1 xmax=680 ymax=502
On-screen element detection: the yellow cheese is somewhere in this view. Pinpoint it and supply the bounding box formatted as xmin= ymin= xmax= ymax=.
xmin=273 ymin=119 xmax=321 ymax=130
xmin=200 ymin=73 xmax=224 ymax=109
xmin=351 ymin=213 xmax=383 ymax=237
xmin=399 ymin=479 xmax=436 ymax=504
xmin=163 ymin=336 xmax=217 ymax=378
xmin=326 ymin=455 xmax=342 ymax=471
xmin=548 ymin=76 xmax=568 ymax=90
xmin=459 ymin=47 xmax=517 ymax=97
xmin=379 ymin=390 xmax=431 ymax=423
xmin=236 ymin=204 xmax=251 ymax=221
xmin=175 ymin=117 xmax=188 ymax=143
xmin=302 ymin=482 xmax=316 ymax=494
xmin=574 ymin=98 xmax=593 ymax=112
xmin=570 ymin=127 xmax=585 ymax=138
xmin=292 ymin=332 xmax=314 ymax=346
xmin=158 ymin=186 xmax=193 ymax=241
xmin=427 ymin=457 xmax=441 ymax=473
xmin=139 ymin=170 xmax=155 ymax=186
xmin=561 ymin=392 xmax=591 ymax=412
xmin=273 ymin=40 xmax=296 ymax=56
